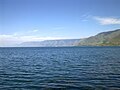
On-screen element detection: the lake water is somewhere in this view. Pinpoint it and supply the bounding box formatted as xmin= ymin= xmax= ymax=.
xmin=0 ymin=47 xmax=120 ymax=90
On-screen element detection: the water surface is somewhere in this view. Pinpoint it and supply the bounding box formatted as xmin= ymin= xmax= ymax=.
xmin=0 ymin=47 xmax=120 ymax=90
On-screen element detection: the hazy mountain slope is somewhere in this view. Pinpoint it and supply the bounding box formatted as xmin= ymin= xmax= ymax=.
xmin=20 ymin=39 xmax=80 ymax=47
xmin=20 ymin=29 xmax=120 ymax=47
xmin=77 ymin=29 xmax=120 ymax=46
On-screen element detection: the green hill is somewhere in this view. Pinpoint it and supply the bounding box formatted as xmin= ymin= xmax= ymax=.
xmin=77 ymin=29 xmax=120 ymax=46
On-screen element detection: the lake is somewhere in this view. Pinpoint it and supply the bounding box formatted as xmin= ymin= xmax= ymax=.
xmin=0 ymin=47 xmax=120 ymax=90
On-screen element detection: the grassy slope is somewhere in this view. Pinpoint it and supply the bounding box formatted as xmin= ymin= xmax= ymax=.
xmin=77 ymin=29 xmax=120 ymax=46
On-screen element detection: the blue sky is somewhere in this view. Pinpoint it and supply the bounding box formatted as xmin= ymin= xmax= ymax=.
xmin=0 ymin=0 xmax=120 ymax=46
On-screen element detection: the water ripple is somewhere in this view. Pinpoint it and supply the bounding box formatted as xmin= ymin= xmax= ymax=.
xmin=0 ymin=47 xmax=120 ymax=89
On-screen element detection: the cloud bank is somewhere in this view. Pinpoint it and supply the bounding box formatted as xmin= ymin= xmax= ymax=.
xmin=94 ymin=17 xmax=120 ymax=25
xmin=0 ymin=34 xmax=68 ymax=47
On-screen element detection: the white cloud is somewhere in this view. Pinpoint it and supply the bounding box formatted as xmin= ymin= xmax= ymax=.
xmin=31 ymin=29 xmax=39 ymax=32
xmin=14 ymin=29 xmax=39 ymax=35
xmin=94 ymin=17 xmax=120 ymax=25
xmin=0 ymin=34 xmax=68 ymax=47
xmin=52 ymin=27 xmax=65 ymax=30
xmin=80 ymin=13 xmax=92 ymax=22
xmin=33 ymin=29 xmax=38 ymax=32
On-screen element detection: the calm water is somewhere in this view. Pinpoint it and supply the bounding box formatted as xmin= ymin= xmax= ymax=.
xmin=0 ymin=47 xmax=120 ymax=90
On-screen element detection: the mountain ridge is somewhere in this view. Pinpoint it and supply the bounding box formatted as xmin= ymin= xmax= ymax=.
xmin=20 ymin=39 xmax=80 ymax=47
xmin=20 ymin=29 xmax=120 ymax=47
xmin=77 ymin=29 xmax=120 ymax=46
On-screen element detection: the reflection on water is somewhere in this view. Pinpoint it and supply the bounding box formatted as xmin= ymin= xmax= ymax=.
xmin=0 ymin=47 xmax=120 ymax=89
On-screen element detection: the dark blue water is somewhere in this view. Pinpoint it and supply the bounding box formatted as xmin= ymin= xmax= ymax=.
xmin=0 ymin=47 xmax=120 ymax=90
